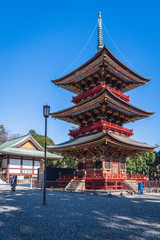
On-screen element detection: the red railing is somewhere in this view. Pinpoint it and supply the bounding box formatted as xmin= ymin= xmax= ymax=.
xmin=58 ymin=173 xmax=147 ymax=181
xmin=86 ymin=173 xmax=104 ymax=179
xmin=72 ymin=82 xmax=130 ymax=104
xmin=58 ymin=174 xmax=75 ymax=181
xmin=69 ymin=120 xmax=133 ymax=138
xmin=127 ymin=174 xmax=147 ymax=180
xmin=105 ymin=173 xmax=126 ymax=179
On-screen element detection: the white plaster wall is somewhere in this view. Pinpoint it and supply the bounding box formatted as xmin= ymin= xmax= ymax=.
xmin=10 ymin=159 xmax=21 ymax=168
xmin=9 ymin=169 xmax=20 ymax=173
xmin=22 ymin=160 xmax=33 ymax=169
xmin=2 ymin=159 xmax=7 ymax=168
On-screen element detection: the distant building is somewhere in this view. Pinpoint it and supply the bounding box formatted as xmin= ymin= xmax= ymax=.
xmin=0 ymin=134 xmax=62 ymax=182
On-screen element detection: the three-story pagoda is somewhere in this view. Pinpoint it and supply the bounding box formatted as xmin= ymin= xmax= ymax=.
xmin=48 ymin=13 xmax=157 ymax=190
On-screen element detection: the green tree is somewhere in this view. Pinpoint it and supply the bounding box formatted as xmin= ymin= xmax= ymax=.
xmin=29 ymin=129 xmax=55 ymax=148
xmin=0 ymin=126 xmax=8 ymax=144
xmin=47 ymin=155 xmax=77 ymax=168
xmin=29 ymin=129 xmax=60 ymax=167
xmin=126 ymin=151 xmax=157 ymax=175
xmin=155 ymin=150 xmax=160 ymax=166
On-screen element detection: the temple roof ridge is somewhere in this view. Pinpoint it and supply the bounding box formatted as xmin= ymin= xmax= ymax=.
xmin=52 ymin=45 xmax=150 ymax=86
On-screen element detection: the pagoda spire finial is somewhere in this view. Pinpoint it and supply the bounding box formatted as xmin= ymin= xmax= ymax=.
xmin=97 ymin=12 xmax=104 ymax=52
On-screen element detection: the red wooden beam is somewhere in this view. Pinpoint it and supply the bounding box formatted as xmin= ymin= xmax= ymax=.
xmin=69 ymin=120 xmax=133 ymax=138
xmin=72 ymin=83 xmax=130 ymax=104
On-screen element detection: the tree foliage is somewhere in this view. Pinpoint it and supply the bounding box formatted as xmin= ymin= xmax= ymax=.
xmin=50 ymin=155 xmax=77 ymax=169
xmin=126 ymin=151 xmax=157 ymax=175
xmin=28 ymin=130 xmax=77 ymax=168
xmin=29 ymin=129 xmax=55 ymax=149
xmin=0 ymin=126 xmax=8 ymax=144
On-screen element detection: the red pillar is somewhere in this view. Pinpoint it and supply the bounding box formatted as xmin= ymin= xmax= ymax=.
xmin=115 ymin=181 xmax=117 ymax=190
xmin=105 ymin=181 xmax=107 ymax=190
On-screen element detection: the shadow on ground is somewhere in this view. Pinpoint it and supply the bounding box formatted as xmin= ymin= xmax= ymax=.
xmin=0 ymin=187 xmax=160 ymax=240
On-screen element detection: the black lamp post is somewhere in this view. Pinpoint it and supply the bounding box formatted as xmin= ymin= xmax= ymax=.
xmin=42 ymin=104 xmax=50 ymax=205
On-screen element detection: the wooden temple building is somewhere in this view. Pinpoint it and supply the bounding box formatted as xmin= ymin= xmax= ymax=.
xmin=48 ymin=12 xmax=157 ymax=190
xmin=0 ymin=134 xmax=62 ymax=183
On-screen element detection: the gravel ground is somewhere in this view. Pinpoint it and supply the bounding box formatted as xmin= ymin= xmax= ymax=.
xmin=0 ymin=184 xmax=160 ymax=240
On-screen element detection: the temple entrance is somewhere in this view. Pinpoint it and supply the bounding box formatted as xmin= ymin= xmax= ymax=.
xmin=112 ymin=162 xmax=120 ymax=175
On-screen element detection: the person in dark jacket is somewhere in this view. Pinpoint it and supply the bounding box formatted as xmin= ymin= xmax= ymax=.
xmin=11 ymin=176 xmax=17 ymax=191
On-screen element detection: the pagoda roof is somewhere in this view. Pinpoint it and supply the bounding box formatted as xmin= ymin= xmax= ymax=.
xmin=52 ymin=45 xmax=150 ymax=93
xmin=50 ymin=87 xmax=154 ymax=123
xmin=0 ymin=134 xmax=62 ymax=160
xmin=47 ymin=131 xmax=158 ymax=152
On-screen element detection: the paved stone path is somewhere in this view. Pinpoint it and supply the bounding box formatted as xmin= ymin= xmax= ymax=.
xmin=0 ymin=184 xmax=160 ymax=240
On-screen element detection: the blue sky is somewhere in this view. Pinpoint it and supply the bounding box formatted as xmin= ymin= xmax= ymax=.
xmin=0 ymin=0 xmax=159 ymax=150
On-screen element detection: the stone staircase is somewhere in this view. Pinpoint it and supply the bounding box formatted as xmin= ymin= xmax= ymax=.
xmin=0 ymin=174 xmax=8 ymax=183
xmin=122 ymin=180 xmax=138 ymax=192
xmin=65 ymin=179 xmax=85 ymax=192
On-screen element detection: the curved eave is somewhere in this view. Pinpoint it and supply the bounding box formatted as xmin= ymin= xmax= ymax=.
xmin=47 ymin=131 xmax=157 ymax=152
xmin=52 ymin=47 xmax=106 ymax=84
xmin=50 ymin=87 xmax=154 ymax=120
xmin=0 ymin=148 xmax=63 ymax=160
xmin=106 ymin=87 xmax=154 ymax=116
xmin=52 ymin=45 xmax=150 ymax=85
xmin=104 ymin=45 xmax=150 ymax=82
xmin=107 ymin=132 xmax=158 ymax=151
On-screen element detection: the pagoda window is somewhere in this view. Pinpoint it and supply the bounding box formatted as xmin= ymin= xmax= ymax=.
xmin=95 ymin=161 xmax=102 ymax=169
xmin=105 ymin=161 xmax=110 ymax=169
xmin=78 ymin=162 xmax=84 ymax=170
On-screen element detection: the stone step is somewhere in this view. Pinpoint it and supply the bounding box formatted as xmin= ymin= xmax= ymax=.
xmin=65 ymin=180 xmax=85 ymax=192
xmin=122 ymin=180 xmax=138 ymax=192
xmin=0 ymin=174 xmax=8 ymax=183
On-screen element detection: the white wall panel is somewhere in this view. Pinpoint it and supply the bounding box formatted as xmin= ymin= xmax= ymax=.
xmin=10 ymin=159 xmax=21 ymax=168
xmin=9 ymin=169 xmax=20 ymax=173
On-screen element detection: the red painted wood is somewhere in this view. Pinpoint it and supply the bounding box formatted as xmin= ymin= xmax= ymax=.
xmin=69 ymin=120 xmax=133 ymax=138
xmin=72 ymin=83 xmax=130 ymax=104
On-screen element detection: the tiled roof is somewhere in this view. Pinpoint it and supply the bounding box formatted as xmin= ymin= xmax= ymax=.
xmin=0 ymin=147 xmax=62 ymax=160
xmin=53 ymin=45 xmax=149 ymax=84
xmin=0 ymin=135 xmax=30 ymax=150
xmin=50 ymin=87 xmax=154 ymax=120
xmin=47 ymin=131 xmax=158 ymax=151
xmin=0 ymin=134 xmax=62 ymax=160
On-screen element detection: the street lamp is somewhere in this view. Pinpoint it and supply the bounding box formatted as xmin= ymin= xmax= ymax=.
xmin=42 ymin=104 xmax=50 ymax=205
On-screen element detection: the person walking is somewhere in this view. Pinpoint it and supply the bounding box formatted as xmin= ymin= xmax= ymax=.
xmin=11 ymin=176 xmax=17 ymax=191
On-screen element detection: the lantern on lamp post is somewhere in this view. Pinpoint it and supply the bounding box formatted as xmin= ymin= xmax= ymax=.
xmin=42 ymin=105 xmax=50 ymax=205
